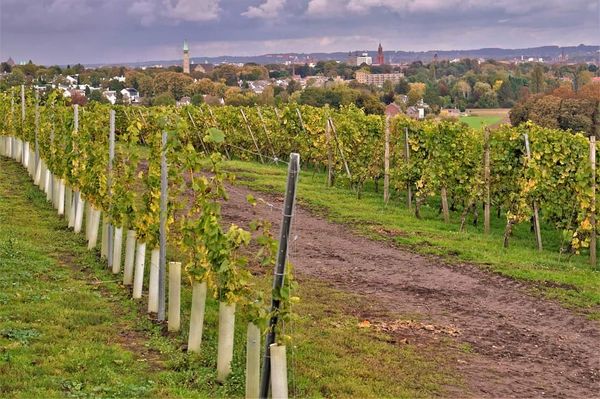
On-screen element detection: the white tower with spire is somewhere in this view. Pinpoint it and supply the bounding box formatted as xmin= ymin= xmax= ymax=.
xmin=183 ymin=40 xmax=190 ymax=74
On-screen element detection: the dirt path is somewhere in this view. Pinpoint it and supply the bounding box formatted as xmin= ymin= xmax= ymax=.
xmin=221 ymin=184 xmax=600 ymax=398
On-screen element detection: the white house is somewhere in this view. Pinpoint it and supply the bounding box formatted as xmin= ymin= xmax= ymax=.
xmin=120 ymin=88 xmax=140 ymax=104
xmin=65 ymin=75 xmax=78 ymax=86
xmin=103 ymin=90 xmax=117 ymax=105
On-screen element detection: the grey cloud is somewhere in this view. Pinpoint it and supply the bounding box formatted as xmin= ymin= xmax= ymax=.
xmin=242 ymin=0 xmax=286 ymax=18
xmin=0 ymin=0 xmax=597 ymax=65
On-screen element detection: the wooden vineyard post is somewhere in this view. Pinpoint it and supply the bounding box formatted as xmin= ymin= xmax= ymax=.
xmin=295 ymin=108 xmax=306 ymax=132
xmin=404 ymin=128 xmax=412 ymax=209
xmin=590 ymin=136 xmax=596 ymax=267
xmin=325 ymin=119 xmax=333 ymax=187
xmin=383 ymin=115 xmax=390 ymax=204
xmin=158 ymin=130 xmax=168 ymax=322
xmin=440 ymin=187 xmax=450 ymax=223
xmin=523 ymin=133 xmax=543 ymax=251
xmin=328 ymin=118 xmax=351 ymax=180
xmin=240 ymin=108 xmax=264 ymax=163
xmin=259 ymin=153 xmax=300 ymax=399
xmin=484 ymin=128 xmax=491 ymax=235
xmin=257 ymin=107 xmax=278 ymax=159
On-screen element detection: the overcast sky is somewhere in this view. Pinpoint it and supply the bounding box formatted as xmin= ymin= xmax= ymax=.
xmin=1 ymin=0 xmax=599 ymax=65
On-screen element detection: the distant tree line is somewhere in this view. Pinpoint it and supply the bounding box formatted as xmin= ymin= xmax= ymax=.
xmin=1 ymin=58 xmax=598 ymax=118
xmin=510 ymin=82 xmax=600 ymax=136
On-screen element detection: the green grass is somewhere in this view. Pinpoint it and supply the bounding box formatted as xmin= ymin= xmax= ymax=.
xmin=459 ymin=115 xmax=502 ymax=130
xmin=220 ymin=159 xmax=600 ymax=316
xmin=0 ymin=156 xmax=463 ymax=397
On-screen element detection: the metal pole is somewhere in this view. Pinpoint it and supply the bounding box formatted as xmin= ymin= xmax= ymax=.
xmin=34 ymin=91 xmax=39 ymax=172
xmin=21 ymin=85 xmax=25 ymax=122
xmin=259 ymin=153 xmax=300 ymax=399
xmin=157 ymin=130 xmax=168 ymax=321
xmin=590 ymin=136 xmax=596 ymax=267
xmin=21 ymin=85 xmax=25 ymax=165
xmin=107 ymin=110 xmax=115 ymax=268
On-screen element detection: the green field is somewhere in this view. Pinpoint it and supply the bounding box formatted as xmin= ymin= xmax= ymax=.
xmin=458 ymin=115 xmax=502 ymax=129
xmin=0 ymin=157 xmax=463 ymax=398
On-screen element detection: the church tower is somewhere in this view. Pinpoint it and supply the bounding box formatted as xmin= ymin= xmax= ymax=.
xmin=377 ymin=43 xmax=384 ymax=65
xmin=183 ymin=40 xmax=190 ymax=74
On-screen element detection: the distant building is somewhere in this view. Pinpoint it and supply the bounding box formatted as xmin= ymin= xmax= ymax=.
xmin=177 ymin=96 xmax=191 ymax=107
xmin=406 ymin=106 xmax=425 ymax=120
xmin=384 ymin=103 xmax=402 ymax=118
xmin=103 ymin=90 xmax=117 ymax=105
xmin=376 ymin=43 xmax=384 ymax=65
xmin=5 ymin=57 xmax=15 ymax=67
xmin=183 ymin=40 xmax=190 ymax=74
xmin=440 ymin=108 xmax=461 ymax=117
xmin=355 ymin=70 xmax=404 ymax=87
xmin=65 ymin=75 xmax=78 ymax=86
xmin=120 ymin=88 xmax=139 ymax=104
xmin=348 ymin=52 xmax=372 ymax=66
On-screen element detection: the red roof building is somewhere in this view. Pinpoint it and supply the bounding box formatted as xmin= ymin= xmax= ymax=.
xmin=376 ymin=43 xmax=384 ymax=65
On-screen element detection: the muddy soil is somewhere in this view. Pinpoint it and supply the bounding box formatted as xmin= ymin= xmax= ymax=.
xmin=220 ymin=183 xmax=600 ymax=398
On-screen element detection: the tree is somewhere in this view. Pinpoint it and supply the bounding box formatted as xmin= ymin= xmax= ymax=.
xmin=4 ymin=69 xmax=25 ymax=87
xmin=191 ymin=93 xmax=204 ymax=106
xmin=473 ymin=81 xmax=492 ymax=100
xmin=286 ymin=79 xmax=301 ymax=94
xmin=108 ymin=79 xmax=125 ymax=92
xmin=558 ymin=98 xmax=595 ymax=134
xmin=356 ymin=92 xmax=384 ymax=115
xmin=453 ymin=80 xmax=471 ymax=99
xmin=528 ymin=95 xmax=561 ymax=128
xmin=1 ymin=62 xmax=12 ymax=73
xmin=240 ymin=64 xmax=268 ymax=81
xmin=574 ymin=70 xmax=593 ymax=93
xmin=137 ymin=74 xmax=154 ymax=97
xmin=224 ymin=88 xmax=256 ymax=106
xmin=476 ymin=91 xmax=499 ymax=108
xmin=394 ymin=79 xmax=410 ymax=94
xmin=212 ymin=64 xmax=240 ymax=86
xmin=154 ymin=71 xmax=193 ymax=100
xmin=88 ymin=90 xmax=108 ymax=103
xmin=509 ymin=101 xmax=530 ymax=126
xmin=70 ymin=91 xmax=87 ymax=106
xmin=381 ymin=91 xmax=395 ymax=105
xmin=258 ymin=85 xmax=275 ymax=105
xmin=153 ymin=92 xmax=176 ymax=106
xmin=186 ymin=78 xmax=216 ymax=96
xmin=579 ymin=82 xmax=600 ymax=102
xmin=497 ymin=80 xmax=515 ymax=107
xmin=407 ymin=82 xmax=426 ymax=105
xmin=530 ymin=64 xmax=545 ymax=94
